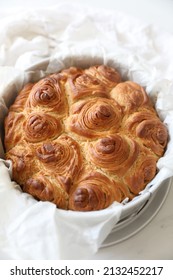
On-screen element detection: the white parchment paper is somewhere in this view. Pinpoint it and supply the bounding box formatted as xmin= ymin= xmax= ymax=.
xmin=0 ymin=4 xmax=173 ymax=260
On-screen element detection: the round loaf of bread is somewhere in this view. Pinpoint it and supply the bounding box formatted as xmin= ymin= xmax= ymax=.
xmin=4 ymin=65 xmax=168 ymax=211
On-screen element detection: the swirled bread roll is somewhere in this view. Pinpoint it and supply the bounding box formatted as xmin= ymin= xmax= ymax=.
xmin=36 ymin=135 xmax=82 ymax=186
xmin=6 ymin=144 xmax=39 ymax=185
xmin=66 ymin=98 xmax=122 ymax=139
xmin=4 ymin=64 xmax=168 ymax=211
xmin=110 ymin=81 xmax=152 ymax=113
xmin=24 ymin=173 xmax=69 ymax=209
xmin=24 ymin=113 xmax=62 ymax=143
xmin=69 ymin=171 xmax=121 ymax=211
xmin=65 ymin=72 xmax=108 ymax=102
xmin=123 ymin=110 xmax=168 ymax=156
xmin=87 ymin=135 xmax=139 ymax=175
xmin=26 ymin=74 xmax=67 ymax=115
xmin=124 ymin=155 xmax=157 ymax=194
xmin=85 ymin=65 xmax=122 ymax=88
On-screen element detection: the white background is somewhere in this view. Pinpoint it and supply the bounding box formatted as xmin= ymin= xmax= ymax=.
xmin=0 ymin=0 xmax=173 ymax=34
xmin=0 ymin=0 xmax=173 ymax=260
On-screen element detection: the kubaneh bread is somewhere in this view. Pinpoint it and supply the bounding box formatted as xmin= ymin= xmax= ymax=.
xmin=4 ymin=65 xmax=168 ymax=211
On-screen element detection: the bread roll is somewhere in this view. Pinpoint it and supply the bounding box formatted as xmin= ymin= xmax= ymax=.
xmin=4 ymin=64 xmax=168 ymax=211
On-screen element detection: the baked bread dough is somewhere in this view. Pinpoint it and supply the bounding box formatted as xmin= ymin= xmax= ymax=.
xmin=4 ymin=65 xmax=168 ymax=211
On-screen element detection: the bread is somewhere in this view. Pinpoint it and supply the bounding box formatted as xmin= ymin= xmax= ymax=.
xmin=4 ymin=65 xmax=168 ymax=211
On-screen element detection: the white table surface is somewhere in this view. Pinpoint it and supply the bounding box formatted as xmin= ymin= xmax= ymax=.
xmin=0 ymin=0 xmax=173 ymax=260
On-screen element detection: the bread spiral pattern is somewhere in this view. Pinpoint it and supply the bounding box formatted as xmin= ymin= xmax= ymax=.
xmin=24 ymin=173 xmax=69 ymax=209
xmin=5 ymin=144 xmax=39 ymax=185
xmin=85 ymin=65 xmax=122 ymax=88
xmin=67 ymin=98 xmax=122 ymax=138
xmin=69 ymin=171 xmax=118 ymax=211
xmin=36 ymin=135 xmax=82 ymax=183
xmin=124 ymin=155 xmax=157 ymax=194
xmin=66 ymin=72 xmax=108 ymax=101
xmin=24 ymin=113 xmax=62 ymax=143
xmin=87 ymin=135 xmax=139 ymax=175
xmin=4 ymin=65 xmax=168 ymax=211
xmin=26 ymin=74 xmax=67 ymax=115
xmin=124 ymin=111 xmax=168 ymax=156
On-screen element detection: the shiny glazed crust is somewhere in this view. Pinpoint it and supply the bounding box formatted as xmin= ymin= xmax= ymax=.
xmin=4 ymin=64 xmax=168 ymax=211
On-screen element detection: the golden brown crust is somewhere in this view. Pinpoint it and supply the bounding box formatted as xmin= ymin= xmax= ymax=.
xmin=4 ymin=64 xmax=168 ymax=211
xmin=110 ymin=81 xmax=153 ymax=113
xmin=24 ymin=113 xmax=62 ymax=143
xmin=65 ymin=72 xmax=108 ymax=102
xmin=124 ymin=155 xmax=157 ymax=194
xmin=24 ymin=173 xmax=69 ymax=209
xmin=124 ymin=110 xmax=168 ymax=156
xmin=5 ymin=143 xmax=39 ymax=185
xmin=87 ymin=135 xmax=139 ymax=175
xmin=85 ymin=65 xmax=122 ymax=88
xmin=10 ymin=83 xmax=34 ymax=112
xmin=4 ymin=112 xmax=25 ymax=152
xmin=66 ymin=98 xmax=122 ymax=139
xmin=69 ymin=171 xmax=118 ymax=211
xmin=36 ymin=135 xmax=82 ymax=182
xmin=26 ymin=74 xmax=67 ymax=115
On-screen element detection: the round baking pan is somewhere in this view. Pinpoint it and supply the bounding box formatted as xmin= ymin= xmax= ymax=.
xmin=1 ymin=57 xmax=171 ymax=226
xmin=101 ymin=177 xmax=172 ymax=247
